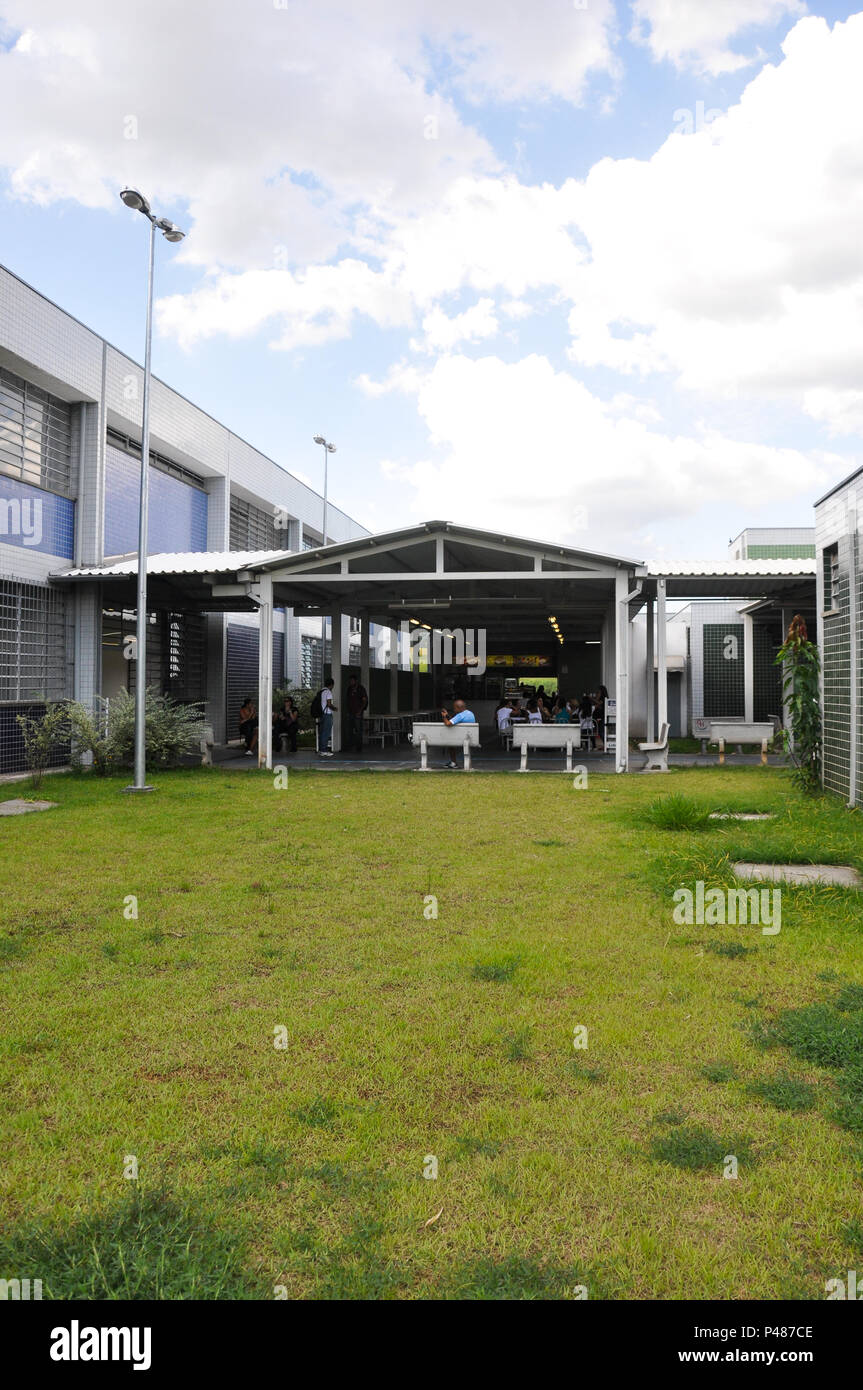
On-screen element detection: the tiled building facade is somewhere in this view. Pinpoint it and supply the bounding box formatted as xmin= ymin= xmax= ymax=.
xmin=0 ymin=264 xmax=368 ymax=771
xmin=815 ymin=470 xmax=862 ymax=807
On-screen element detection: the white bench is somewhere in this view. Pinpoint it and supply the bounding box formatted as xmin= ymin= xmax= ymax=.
xmin=411 ymin=721 xmax=480 ymax=771
xmin=200 ymin=724 xmax=214 ymax=767
xmin=512 ymin=723 xmax=581 ymax=772
xmin=639 ymin=720 xmax=670 ymax=772
xmin=709 ymin=721 xmax=774 ymax=765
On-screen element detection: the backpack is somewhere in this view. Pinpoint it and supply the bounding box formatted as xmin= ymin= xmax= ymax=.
xmin=310 ymin=689 xmax=324 ymax=720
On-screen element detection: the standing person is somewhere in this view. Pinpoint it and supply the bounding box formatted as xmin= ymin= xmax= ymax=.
xmin=440 ymin=698 xmax=476 ymax=769
xmin=318 ymin=677 xmax=336 ymax=757
xmin=238 ymin=697 xmax=258 ymax=756
xmin=345 ymin=673 xmax=368 ymax=753
xmin=593 ymin=684 xmax=609 ymax=753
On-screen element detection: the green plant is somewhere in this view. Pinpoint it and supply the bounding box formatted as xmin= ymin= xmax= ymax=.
xmin=643 ymin=794 xmax=713 ymax=832
xmin=747 ymin=1071 xmax=816 ymax=1112
xmin=66 ymin=700 xmax=112 ymax=775
xmin=15 ymin=702 xmax=70 ymax=789
xmin=471 ymin=954 xmax=520 ymax=983
xmin=700 ymin=1061 xmax=737 ymax=1083
xmin=650 ymin=1125 xmax=756 ymax=1172
xmin=775 ymin=614 xmax=821 ymax=794
xmin=104 ymin=688 xmax=204 ymax=769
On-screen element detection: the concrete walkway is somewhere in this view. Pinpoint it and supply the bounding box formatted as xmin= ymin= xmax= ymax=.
xmin=215 ymin=742 xmax=790 ymax=774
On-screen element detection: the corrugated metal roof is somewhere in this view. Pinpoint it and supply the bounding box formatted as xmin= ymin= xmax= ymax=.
xmin=648 ymin=559 xmax=816 ymax=577
xmin=52 ymin=550 xmax=290 ymax=580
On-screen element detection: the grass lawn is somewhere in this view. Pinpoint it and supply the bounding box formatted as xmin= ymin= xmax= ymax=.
xmin=2 ymin=764 xmax=863 ymax=1300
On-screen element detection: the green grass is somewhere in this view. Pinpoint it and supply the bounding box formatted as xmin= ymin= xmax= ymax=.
xmin=643 ymin=793 xmax=714 ymax=832
xmin=2 ymin=765 xmax=863 ymax=1299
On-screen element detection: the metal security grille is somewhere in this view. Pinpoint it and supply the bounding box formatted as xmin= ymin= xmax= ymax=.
xmin=226 ymin=623 xmax=284 ymax=736
xmin=0 ymin=580 xmax=71 ymax=773
xmin=124 ymin=610 xmax=208 ymax=703
xmin=0 ymin=366 xmax=74 ymax=497
xmin=0 ymin=580 xmax=69 ymax=701
xmin=230 ymin=495 xmax=279 ymax=551
xmin=703 ymin=622 xmax=745 ymax=718
xmin=753 ymin=619 xmax=783 ymax=722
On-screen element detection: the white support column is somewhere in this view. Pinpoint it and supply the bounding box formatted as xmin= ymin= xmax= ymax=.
xmin=645 ymin=594 xmax=655 ymax=743
xmin=615 ymin=572 xmax=630 ymax=773
xmin=743 ymin=612 xmax=755 ymax=724
xmin=656 ymin=577 xmax=668 ymax=736
xmin=848 ymin=499 xmax=859 ymax=807
xmin=360 ymin=613 xmax=371 ymax=713
xmin=389 ymin=626 xmax=399 ymax=713
xmin=331 ymin=607 xmax=344 ymax=752
xmin=256 ymin=573 xmax=274 ymax=770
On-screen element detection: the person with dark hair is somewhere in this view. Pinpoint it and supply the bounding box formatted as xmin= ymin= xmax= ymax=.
xmin=593 ymin=684 xmax=609 ymax=752
xmin=238 ymin=697 xmax=258 ymax=755
xmin=345 ymin=673 xmax=368 ymax=753
xmin=273 ymin=696 xmax=299 ymax=753
xmin=318 ymin=677 xmax=336 ymax=756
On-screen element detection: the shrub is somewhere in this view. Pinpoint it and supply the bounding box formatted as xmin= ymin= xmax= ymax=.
xmin=775 ymin=614 xmax=821 ymax=794
xmin=104 ymin=689 xmax=204 ymax=768
xmin=15 ymin=702 xmax=70 ymax=789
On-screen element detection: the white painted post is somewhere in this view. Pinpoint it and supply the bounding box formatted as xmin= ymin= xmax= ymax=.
xmin=331 ymin=606 xmax=343 ymax=752
xmin=615 ymin=571 xmax=630 ymax=773
xmin=743 ymin=612 xmax=755 ymax=724
xmin=645 ymin=594 xmax=655 ymax=742
xmin=656 ymin=577 xmax=668 ymax=738
xmin=256 ymin=573 xmax=274 ymax=771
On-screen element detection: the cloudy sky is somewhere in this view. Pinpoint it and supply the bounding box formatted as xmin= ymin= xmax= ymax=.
xmin=1 ymin=0 xmax=861 ymax=561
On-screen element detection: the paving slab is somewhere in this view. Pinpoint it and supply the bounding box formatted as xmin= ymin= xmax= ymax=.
xmin=733 ymin=861 xmax=862 ymax=888
xmin=0 ymin=798 xmax=59 ymax=816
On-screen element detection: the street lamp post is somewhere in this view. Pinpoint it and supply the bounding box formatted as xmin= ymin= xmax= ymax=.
xmin=313 ymin=434 xmax=336 ymax=546
xmin=119 ymin=188 xmax=186 ymax=793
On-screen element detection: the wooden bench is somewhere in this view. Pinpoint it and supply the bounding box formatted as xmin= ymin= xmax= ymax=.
xmin=709 ymin=721 xmax=774 ymax=765
xmin=511 ymin=723 xmax=581 ymax=772
xmin=411 ymin=721 xmax=481 ymax=771
xmin=639 ymin=720 xmax=670 ymax=772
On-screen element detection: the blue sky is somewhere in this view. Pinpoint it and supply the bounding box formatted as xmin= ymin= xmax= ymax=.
xmin=1 ymin=0 xmax=862 ymax=560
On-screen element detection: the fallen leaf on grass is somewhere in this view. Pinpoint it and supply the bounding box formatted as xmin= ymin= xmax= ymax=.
xmin=422 ymin=1207 xmax=443 ymax=1228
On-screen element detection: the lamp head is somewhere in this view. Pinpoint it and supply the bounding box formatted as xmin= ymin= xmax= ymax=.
xmin=119 ymin=187 xmax=151 ymax=216
xmin=313 ymin=435 xmax=326 ymax=445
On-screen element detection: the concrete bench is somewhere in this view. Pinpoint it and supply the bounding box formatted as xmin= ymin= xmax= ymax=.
xmin=709 ymin=721 xmax=774 ymax=765
xmin=200 ymin=724 xmax=215 ymax=767
xmin=412 ymin=721 xmax=481 ymax=771
xmin=639 ymin=720 xmax=670 ymax=772
xmin=511 ymin=723 xmax=581 ymax=772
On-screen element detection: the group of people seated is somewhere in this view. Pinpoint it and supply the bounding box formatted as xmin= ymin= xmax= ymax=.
xmin=238 ymin=696 xmax=300 ymax=757
xmin=495 ymin=684 xmax=609 ymax=751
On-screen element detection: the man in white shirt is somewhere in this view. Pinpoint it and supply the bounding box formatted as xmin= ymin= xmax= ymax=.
xmin=319 ymin=678 xmax=336 ymax=756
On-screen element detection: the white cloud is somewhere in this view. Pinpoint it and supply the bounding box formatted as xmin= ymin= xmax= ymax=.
xmin=379 ymin=353 xmax=833 ymax=549
xmin=564 ymin=13 xmax=863 ymax=434
xmin=412 ymin=298 xmax=499 ymax=353
xmin=629 ymin=0 xmax=806 ymax=75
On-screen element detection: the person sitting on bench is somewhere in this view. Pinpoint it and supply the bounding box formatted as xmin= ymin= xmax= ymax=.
xmin=440 ymin=699 xmax=476 ymax=769
xmin=273 ymin=697 xmax=299 ymax=753
xmin=238 ymin=697 xmax=258 ymax=755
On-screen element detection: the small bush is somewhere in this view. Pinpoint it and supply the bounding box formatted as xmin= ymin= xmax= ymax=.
xmin=105 ymin=689 xmax=204 ymax=769
xmin=15 ymin=702 xmax=70 ymax=788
